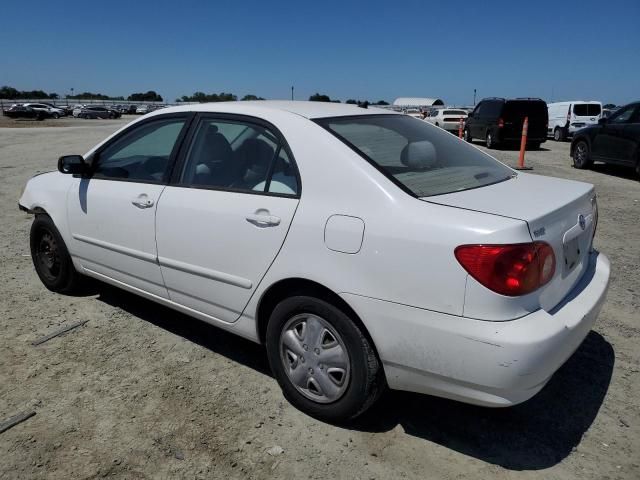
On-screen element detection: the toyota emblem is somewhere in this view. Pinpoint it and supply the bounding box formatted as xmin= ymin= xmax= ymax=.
xmin=578 ymin=214 xmax=586 ymax=230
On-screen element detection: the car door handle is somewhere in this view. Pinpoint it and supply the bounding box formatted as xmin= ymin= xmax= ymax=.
xmin=245 ymin=213 xmax=281 ymax=227
xmin=131 ymin=194 xmax=154 ymax=209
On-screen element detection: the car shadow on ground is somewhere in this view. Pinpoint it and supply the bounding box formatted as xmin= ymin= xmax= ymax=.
xmin=95 ymin=285 xmax=613 ymax=471
xmin=469 ymin=140 xmax=551 ymax=152
xmin=590 ymin=162 xmax=638 ymax=181
xmin=351 ymin=330 xmax=614 ymax=470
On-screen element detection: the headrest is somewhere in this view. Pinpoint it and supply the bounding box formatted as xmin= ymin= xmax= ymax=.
xmin=400 ymin=141 xmax=437 ymax=169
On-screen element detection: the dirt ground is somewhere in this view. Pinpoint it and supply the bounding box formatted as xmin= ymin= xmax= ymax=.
xmin=0 ymin=120 xmax=638 ymax=480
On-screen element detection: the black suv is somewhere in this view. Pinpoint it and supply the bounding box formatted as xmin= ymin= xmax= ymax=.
xmin=571 ymin=101 xmax=640 ymax=177
xmin=464 ymin=98 xmax=548 ymax=149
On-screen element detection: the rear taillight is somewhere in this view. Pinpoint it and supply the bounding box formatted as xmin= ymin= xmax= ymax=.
xmin=454 ymin=242 xmax=555 ymax=296
xmin=498 ymin=118 xmax=504 ymax=128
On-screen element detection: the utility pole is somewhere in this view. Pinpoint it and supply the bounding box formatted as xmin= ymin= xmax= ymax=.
xmin=473 ymin=89 xmax=476 ymax=106
xmin=291 ymin=86 xmax=294 ymax=101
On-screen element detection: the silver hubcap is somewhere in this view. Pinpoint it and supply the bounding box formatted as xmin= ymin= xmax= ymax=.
xmin=487 ymin=133 xmax=492 ymax=147
xmin=280 ymin=314 xmax=350 ymax=403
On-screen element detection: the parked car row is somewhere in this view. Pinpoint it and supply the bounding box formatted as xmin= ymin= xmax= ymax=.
xmin=72 ymin=105 xmax=122 ymax=119
xmin=417 ymin=97 xmax=638 ymax=177
xmin=2 ymin=102 xmax=69 ymax=120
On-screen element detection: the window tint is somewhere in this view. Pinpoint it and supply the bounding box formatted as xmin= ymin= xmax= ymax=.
xmin=483 ymin=101 xmax=504 ymax=118
xmin=180 ymin=118 xmax=299 ymax=195
xmin=443 ymin=110 xmax=467 ymax=115
xmin=609 ymin=105 xmax=636 ymax=124
xmin=503 ymin=101 xmax=546 ymax=120
xmin=573 ymin=104 xmax=602 ymax=116
xmin=94 ymin=118 xmax=186 ymax=182
xmin=318 ymin=115 xmax=513 ymax=197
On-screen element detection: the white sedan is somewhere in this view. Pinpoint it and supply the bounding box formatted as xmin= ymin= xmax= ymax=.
xmin=425 ymin=108 xmax=468 ymax=132
xmin=19 ymin=101 xmax=610 ymax=421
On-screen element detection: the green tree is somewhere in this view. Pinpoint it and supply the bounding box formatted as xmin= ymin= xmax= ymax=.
xmin=180 ymin=92 xmax=238 ymax=102
xmin=309 ymin=93 xmax=332 ymax=102
xmin=345 ymin=99 xmax=357 ymax=104
xmin=128 ymin=91 xmax=163 ymax=102
xmin=241 ymin=94 xmax=265 ymax=101
xmin=375 ymin=100 xmax=389 ymax=105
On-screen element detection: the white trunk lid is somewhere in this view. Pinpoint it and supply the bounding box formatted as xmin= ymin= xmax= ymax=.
xmin=425 ymin=173 xmax=597 ymax=311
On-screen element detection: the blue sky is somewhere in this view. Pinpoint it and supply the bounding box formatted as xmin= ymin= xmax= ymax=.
xmin=1 ymin=0 xmax=638 ymax=105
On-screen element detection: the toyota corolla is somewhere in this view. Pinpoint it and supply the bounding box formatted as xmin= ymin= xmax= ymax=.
xmin=19 ymin=101 xmax=610 ymax=421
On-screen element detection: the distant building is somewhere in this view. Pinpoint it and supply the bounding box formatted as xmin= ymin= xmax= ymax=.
xmin=392 ymin=97 xmax=445 ymax=109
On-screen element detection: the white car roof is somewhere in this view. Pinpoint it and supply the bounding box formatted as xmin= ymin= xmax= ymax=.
xmin=151 ymin=100 xmax=396 ymax=120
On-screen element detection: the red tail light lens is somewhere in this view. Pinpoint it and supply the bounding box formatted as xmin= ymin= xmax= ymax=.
xmin=454 ymin=242 xmax=555 ymax=296
xmin=498 ymin=118 xmax=504 ymax=128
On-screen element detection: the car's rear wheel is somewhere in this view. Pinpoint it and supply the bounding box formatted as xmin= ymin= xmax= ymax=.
xmin=486 ymin=131 xmax=495 ymax=149
xmin=52 ymin=113 xmax=60 ymax=119
xmin=573 ymin=140 xmax=592 ymax=169
xmin=553 ymin=127 xmax=565 ymax=142
xmin=266 ymin=295 xmax=384 ymax=422
xmin=464 ymin=128 xmax=472 ymax=142
xmin=30 ymin=215 xmax=80 ymax=293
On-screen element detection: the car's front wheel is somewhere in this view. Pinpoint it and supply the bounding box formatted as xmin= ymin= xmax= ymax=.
xmin=553 ymin=127 xmax=565 ymax=142
xmin=266 ymin=296 xmax=384 ymax=422
xmin=464 ymin=128 xmax=472 ymax=142
xmin=30 ymin=215 xmax=80 ymax=293
xmin=573 ymin=140 xmax=592 ymax=169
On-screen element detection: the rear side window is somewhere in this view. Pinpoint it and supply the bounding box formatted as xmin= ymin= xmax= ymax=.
xmin=317 ymin=115 xmax=513 ymax=197
xmin=482 ymin=101 xmax=503 ymax=118
xmin=503 ymin=101 xmax=547 ymax=120
xmin=572 ymin=104 xmax=602 ymax=116
xmin=179 ymin=118 xmax=299 ymax=196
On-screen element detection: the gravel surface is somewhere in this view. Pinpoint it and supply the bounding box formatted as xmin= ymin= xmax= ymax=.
xmin=0 ymin=123 xmax=638 ymax=479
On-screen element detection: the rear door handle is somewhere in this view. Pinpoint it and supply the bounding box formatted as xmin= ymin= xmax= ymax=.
xmin=131 ymin=194 xmax=154 ymax=209
xmin=246 ymin=213 xmax=281 ymax=227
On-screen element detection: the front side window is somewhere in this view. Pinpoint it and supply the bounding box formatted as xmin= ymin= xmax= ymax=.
xmin=609 ymin=105 xmax=636 ymax=124
xmin=317 ymin=114 xmax=513 ymax=197
xmin=94 ymin=117 xmax=187 ymax=182
xmin=180 ymin=118 xmax=299 ymax=195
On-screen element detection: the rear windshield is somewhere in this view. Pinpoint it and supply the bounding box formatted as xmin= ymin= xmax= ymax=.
xmin=503 ymin=101 xmax=548 ymax=120
xmin=316 ymin=115 xmax=513 ymax=197
xmin=573 ymin=104 xmax=602 ymax=116
xmin=443 ymin=110 xmax=466 ymax=115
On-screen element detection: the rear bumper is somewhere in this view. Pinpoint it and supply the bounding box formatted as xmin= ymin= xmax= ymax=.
xmin=342 ymin=250 xmax=610 ymax=407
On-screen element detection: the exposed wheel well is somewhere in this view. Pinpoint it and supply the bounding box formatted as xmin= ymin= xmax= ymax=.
xmin=256 ymin=278 xmax=379 ymax=357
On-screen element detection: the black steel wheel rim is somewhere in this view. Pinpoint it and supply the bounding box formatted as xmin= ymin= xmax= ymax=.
xmin=36 ymin=229 xmax=61 ymax=281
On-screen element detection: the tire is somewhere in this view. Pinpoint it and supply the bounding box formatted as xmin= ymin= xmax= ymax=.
xmin=52 ymin=113 xmax=60 ymax=119
xmin=266 ymin=296 xmax=384 ymax=422
xmin=553 ymin=127 xmax=565 ymax=142
xmin=486 ymin=131 xmax=496 ymax=149
xmin=108 ymin=112 xmax=115 ymax=119
xmin=464 ymin=128 xmax=472 ymax=142
xmin=435 ymin=122 xmax=439 ymax=127
xmin=573 ymin=140 xmax=592 ymax=169
xmin=30 ymin=215 xmax=80 ymax=293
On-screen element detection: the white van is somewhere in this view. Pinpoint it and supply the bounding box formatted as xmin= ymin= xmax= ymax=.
xmin=547 ymin=101 xmax=602 ymax=141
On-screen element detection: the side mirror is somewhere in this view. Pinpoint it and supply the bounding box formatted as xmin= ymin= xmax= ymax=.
xmin=598 ymin=117 xmax=608 ymax=125
xmin=58 ymin=155 xmax=89 ymax=174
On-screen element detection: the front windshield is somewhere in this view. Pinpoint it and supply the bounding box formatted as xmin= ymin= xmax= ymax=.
xmin=316 ymin=114 xmax=513 ymax=197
